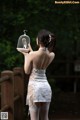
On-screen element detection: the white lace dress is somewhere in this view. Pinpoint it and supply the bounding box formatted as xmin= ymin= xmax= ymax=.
xmin=26 ymin=68 xmax=52 ymax=105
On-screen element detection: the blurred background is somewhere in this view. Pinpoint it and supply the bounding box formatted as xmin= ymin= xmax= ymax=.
xmin=0 ymin=0 xmax=80 ymax=119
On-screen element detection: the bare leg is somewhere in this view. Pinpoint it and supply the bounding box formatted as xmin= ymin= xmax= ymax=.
xmin=29 ymin=102 xmax=50 ymax=120
xmin=39 ymin=102 xmax=50 ymax=120
xmin=29 ymin=102 xmax=40 ymax=120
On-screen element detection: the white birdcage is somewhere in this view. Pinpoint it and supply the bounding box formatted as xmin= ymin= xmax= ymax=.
xmin=17 ymin=30 xmax=30 ymax=48
xmin=17 ymin=30 xmax=30 ymax=52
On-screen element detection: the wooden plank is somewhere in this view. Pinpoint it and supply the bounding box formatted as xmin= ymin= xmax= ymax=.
xmin=13 ymin=67 xmax=24 ymax=120
xmin=1 ymin=70 xmax=14 ymax=120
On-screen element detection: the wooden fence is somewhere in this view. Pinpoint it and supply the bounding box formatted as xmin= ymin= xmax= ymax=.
xmin=0 ymin=67 xmax=25 ymax=120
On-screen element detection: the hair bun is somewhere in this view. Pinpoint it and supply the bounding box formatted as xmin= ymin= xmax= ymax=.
xmin=37 ymin=29 xmax=55 ymax=48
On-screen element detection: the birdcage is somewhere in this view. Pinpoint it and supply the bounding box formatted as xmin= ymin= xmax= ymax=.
xmin=17 ymin=30 xmax=30 ymax=52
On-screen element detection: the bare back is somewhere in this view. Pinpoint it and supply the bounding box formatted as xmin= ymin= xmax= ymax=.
xmin=30 ymin=49 xmax=55 ymax=70
xmin=24 ymin=48 xmax=55 ymax=74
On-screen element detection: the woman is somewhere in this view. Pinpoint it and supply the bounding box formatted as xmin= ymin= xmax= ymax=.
xmin=20 ymin=29 xmax=55 ymax=120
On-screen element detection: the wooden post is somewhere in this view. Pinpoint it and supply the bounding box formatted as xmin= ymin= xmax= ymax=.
xmin=1 ymin=70 xmax=14 ymax=120
xmin=13 ymin=67 xmax=24 ymax=120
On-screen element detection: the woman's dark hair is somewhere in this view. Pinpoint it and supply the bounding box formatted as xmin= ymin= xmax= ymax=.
xmin=37 ymin=29 xmax=56 ymax=52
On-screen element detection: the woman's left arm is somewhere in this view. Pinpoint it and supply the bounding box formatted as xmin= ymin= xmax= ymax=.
xmin=24 ymin=53 xmax=32 ymax=74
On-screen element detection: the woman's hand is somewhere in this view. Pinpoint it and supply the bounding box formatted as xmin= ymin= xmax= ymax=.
xmin=16 ymin=43 xmax=33 ymax=55
xmin=16 ymin=48 xmax=30 ymax=55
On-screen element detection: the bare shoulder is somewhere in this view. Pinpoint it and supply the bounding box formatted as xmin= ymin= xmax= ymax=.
xmin=25 ymin=51 xmax=34 ymax=60
xmin=49 ymin=52 xmax=55 ymax=58
xmin=29 ymin=51 xmax=38 ymax=55
xmin=49 ymin=52 xmax=55 ymax=63
xmin=29 ymin=51 xmax=34 ymax=55
xmin=28 ymin=51 xmax=38 ymax=59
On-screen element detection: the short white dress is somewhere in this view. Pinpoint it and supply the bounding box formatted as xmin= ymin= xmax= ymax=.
xmin=26 ymin=68 xmax=52 ymax=106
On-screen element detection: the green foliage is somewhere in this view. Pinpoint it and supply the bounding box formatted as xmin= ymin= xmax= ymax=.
xmin=0 ymin=40 xmax=23 ymax=71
